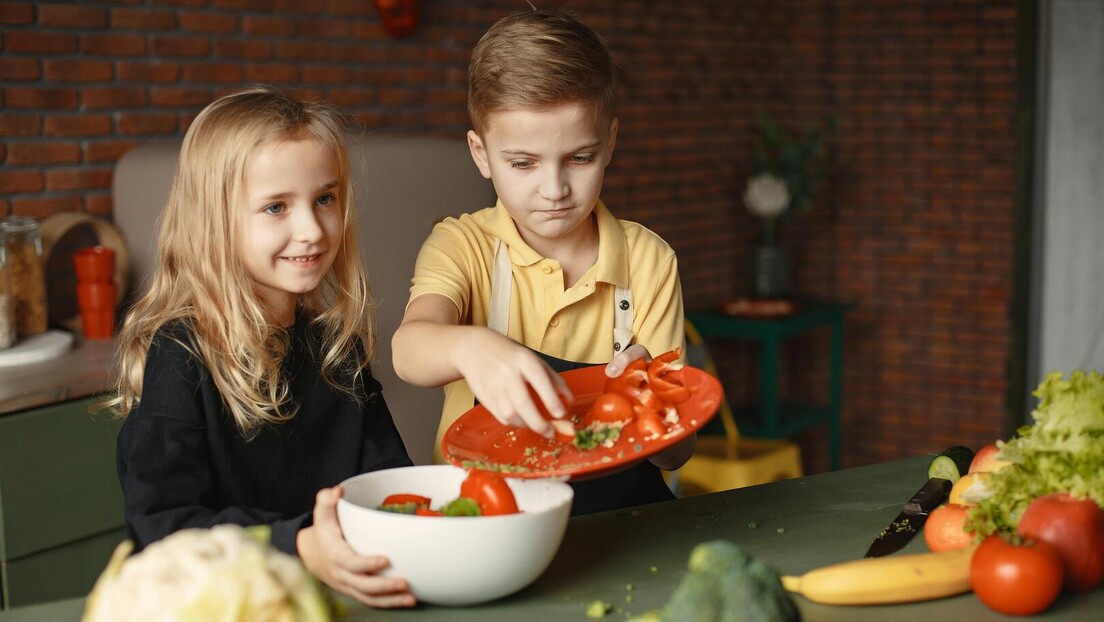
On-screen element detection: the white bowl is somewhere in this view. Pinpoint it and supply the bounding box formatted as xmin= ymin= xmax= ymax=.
xmin=336 ymin=465 xmax=573 ymax=606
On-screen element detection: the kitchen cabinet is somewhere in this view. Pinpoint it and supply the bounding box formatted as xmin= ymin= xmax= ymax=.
xmin=0 ymin=397 xmax=124 ymax=610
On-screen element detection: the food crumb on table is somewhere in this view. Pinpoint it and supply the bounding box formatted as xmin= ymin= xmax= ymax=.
xmin=586 ymin=600 xmax=613 ymax=618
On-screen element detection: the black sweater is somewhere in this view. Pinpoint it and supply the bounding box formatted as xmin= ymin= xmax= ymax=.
xmin=117 ymin=320 xmax=412 ymax=555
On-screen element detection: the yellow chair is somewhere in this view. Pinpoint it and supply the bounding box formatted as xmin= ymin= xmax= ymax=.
xmin=675 ymin=319 xmax=804 ymax=496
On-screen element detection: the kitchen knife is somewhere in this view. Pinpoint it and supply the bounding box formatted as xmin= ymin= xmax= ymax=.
xmin=864 ymin=477 xmax=952 ymax=558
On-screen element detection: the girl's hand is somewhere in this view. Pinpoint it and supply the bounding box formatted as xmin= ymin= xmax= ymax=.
xmin=454 ymin=329 xmax=572 ymax=438
xmin=297 ymin=487 xmax=416 ymax=609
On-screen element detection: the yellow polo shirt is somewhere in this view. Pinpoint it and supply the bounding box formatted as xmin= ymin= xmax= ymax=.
xmin=407 ymin=199 xmax=685 ymax=455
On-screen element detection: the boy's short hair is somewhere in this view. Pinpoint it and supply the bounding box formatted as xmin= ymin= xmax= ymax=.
xmin=468 ymin=8 xmax=618 ymax=135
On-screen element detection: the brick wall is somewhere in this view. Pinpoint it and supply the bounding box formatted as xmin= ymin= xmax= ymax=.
xmin=1 ymin=0 xmax=1021 ymax=472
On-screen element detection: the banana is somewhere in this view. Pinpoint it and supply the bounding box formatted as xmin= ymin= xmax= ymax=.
xmin=780 ymin=543 xmax=977 ymax=605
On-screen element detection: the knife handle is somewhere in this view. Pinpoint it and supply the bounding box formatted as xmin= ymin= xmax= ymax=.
xmin=904 ymin=477 xmax=951 ymax=514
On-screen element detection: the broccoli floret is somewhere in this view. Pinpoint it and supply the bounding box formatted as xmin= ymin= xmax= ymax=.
xmin=628 ymin=540 xmax=799 ymax=622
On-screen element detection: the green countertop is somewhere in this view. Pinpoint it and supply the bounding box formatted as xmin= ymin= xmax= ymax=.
xmin=3 ymin=456 xmax=1100 ymax=621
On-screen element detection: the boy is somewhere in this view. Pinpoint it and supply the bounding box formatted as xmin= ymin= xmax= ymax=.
xmin=392 ymin=8 xmax=692 ymax=514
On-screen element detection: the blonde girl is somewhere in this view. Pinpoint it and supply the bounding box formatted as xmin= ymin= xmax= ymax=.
xmin=109 ymin=86 xmax=416 ymax=608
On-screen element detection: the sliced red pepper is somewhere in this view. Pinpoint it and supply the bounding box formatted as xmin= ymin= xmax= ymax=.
xmin=381 ymin=493 xmax=432 ymax=508
xmin=647 ymin=349 xmax=691 ymax=404
xmin=634 ymin=404 xmax=668 ymax=439
xmin=415 ymin=507 xmax=444 ymax=516
xmin=460 ymin=469 xmax=520 ymax=516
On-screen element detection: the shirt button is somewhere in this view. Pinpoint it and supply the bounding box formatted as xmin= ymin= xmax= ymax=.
xmin=550 ymin=316 xmax=560 ymax=327
xmin=541 ymin=265 xmax=553 ymax=275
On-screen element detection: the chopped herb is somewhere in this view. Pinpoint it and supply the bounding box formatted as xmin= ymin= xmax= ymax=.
xmin=776 ymin=527 xmax=786 ymax=534
xmin=747 ymin=521 xmax=758 ymax=529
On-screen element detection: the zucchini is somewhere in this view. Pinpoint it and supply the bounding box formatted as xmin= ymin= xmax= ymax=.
xmin=927 ymin=446 xmax=976 ymax=483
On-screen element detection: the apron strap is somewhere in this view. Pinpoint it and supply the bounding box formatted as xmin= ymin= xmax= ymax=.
xmin=488 ymin=239 xmax=634 ymax=351
xmin=488 ymin=239 xmax=512 ymax=336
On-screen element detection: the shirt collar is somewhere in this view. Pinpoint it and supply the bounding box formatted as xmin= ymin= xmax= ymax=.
xmin=484 ymin=199 xmax=629 ymax=287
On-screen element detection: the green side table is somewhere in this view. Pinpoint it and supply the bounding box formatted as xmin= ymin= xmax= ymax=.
xmin=686 ymin=301 xmax=851 ymax=470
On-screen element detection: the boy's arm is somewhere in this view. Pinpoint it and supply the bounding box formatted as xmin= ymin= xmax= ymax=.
xmin=392 ymin=293 xmax=569 ymax=436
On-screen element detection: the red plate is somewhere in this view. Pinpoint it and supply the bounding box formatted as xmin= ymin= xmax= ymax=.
xmin=441 ymin=364 xmax=723 ymax=481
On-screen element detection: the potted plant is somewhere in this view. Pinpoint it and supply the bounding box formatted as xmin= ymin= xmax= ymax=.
xmin=742 ymin=113 xmax=834 ymax=298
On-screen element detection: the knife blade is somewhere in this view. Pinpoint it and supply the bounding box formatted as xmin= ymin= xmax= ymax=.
xmin=864 ymin=477 xmax=952 ymax=558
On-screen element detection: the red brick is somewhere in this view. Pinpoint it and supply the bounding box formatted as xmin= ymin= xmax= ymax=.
xmin=242 ymin=15 xmax=296 ymax=37
xmin=85 ymin=193 xmax=114 ymax=217
xmin=274 ymin=40 xmax=328 ymax=61
xmin=45 ymin=167 xmax=113 ymax=191
xmin=0 ymin=113 xmax=41 ymax=136
xmin=43 ymin=59 xmax=113 ymax=82
xmin=329 ymin=89 xmax=376 ymax=107
xmin=117 ymin=60 xmax=180 ymax=83
xmin=81 ymin=87 xmax=146 ymax=109
xmin=245 ymin=64 xmax=297 ymax=84
xmin=0 ymin=170 xmax=44 ymax=193
xmin=5 ymin=86 xmax=77 ymax=109
xmin=4 ymin=30 xmax=78 ymax=54
xmin=81 ymin=32 xmax=146 ymax=56
xmin=273 ymin=0 xmax=324 ymax=14
xmin=43 ymin=114 xmax=112 ymax=137
xmin=181 ymin=62 xmax=243 ymax=83
xmin=38 ymin=3 xmax=108 ymax=28
xmin=150 ymin=35 xmax=210 ymax=57
xmin=295 ymin=18 xmax=352 ymax=39
xmin=213 ymin=0 xmax=275 ymax=10
xmin=0 ymin=56 xmax=40 ymax=80
xmin=116 ymin=112 xmax=178 ymax=135
xmin=150 ymin=87 xmax=213 ymax=107
xmin=157 ymin=0 xmax=208 ymax=6
xmin=111 ymin=7 xmax=176 ymax=30
xmin=179 ymin=11 xmax=237 ymax=34
xmin=214 ymin=39 xmax=270 ymax=60
xmin=300 ymin=65 xmax=351 ymax=84
xmin=83 ymin=139 xmax=139 ymax=163
xmin=0 ymin=2 xmax=34 ymax=25
xmin=6 ymin=142 xmax=80 ymax=165
xmin=10 ymin=195 xmax=82 ymax=218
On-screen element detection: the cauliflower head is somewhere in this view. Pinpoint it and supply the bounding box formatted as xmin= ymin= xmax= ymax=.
xmin=83 ymin=525 xmax=330 ymax=622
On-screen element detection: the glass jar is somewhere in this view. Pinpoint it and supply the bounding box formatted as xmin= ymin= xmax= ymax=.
xmin=0 ymin=243 xmax=14 ymax=348
xmin=1 ymin=216 xmax=49 ymax=337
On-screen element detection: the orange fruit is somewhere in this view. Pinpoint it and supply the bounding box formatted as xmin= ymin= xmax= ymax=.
xmin=924 ymin=503 xmax=975 ymax=552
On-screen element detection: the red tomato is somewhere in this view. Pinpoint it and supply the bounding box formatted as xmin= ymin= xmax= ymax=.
xmin=584 ymin=393 xmax=635 ymax=424
xmin=460 ymin=469 xmax=520 ymax=516
xmin=633 ymin=404 xmax=667 ymax=438
xmin=381 ymin=493 xmax=432 ymax=508
xmin=968 ymin=443 xmax=1010 ymax=473
xmin=923 ymin=503 xmax=974 ymax=552
xmin=1017 ymin=492 xmax=1104 ymax=592
xmin=970 ymin=535 xmax=1064 ymax=616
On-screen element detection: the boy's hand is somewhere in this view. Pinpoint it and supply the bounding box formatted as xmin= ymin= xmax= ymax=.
xmin=455 ymin=330 xmax=572 ymax=437
xmin=604 ymin=343 xmax=652 ymax=378
xmin=297 ymin=487 xmax=416 ymax=609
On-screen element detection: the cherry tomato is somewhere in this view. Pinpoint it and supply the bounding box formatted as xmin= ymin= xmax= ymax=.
xmin=633 ymin=404 xmax=667 ymax=438
xmin=460 ymin=469 xmax=520 ymax=516
xmin=584 ymin=393 xmax=635 ymax=425
xmin=381 ymin=493 xmax=432 ymax=508
xmin=647 ymin=349 xmax=691 ymax=404
xmin=415 ymin=507 xmax=444 ymax=516
xmin=970 ymin=535 xmax=1064 ymax=616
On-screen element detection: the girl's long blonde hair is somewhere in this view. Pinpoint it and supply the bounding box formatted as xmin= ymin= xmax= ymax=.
xmin=104 ymin=86 xmax=375 ymax=436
